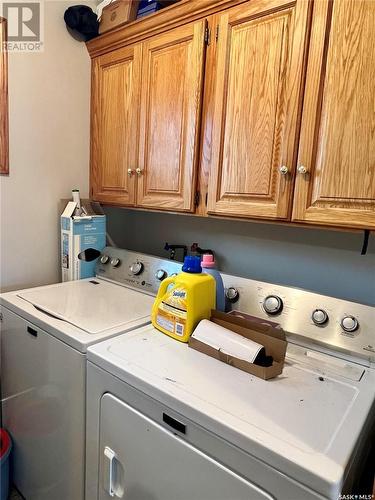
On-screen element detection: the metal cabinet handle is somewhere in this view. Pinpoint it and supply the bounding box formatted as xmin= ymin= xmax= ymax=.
xmin=279 ymin=165 xmax=289 ymax=175
xmin=297 ymin=165 xmax=308 ymax=174
xmin=127 ymin=169 xmax=134 ymax=177
xmin=135 ymin=168 xmax=142 ymax=176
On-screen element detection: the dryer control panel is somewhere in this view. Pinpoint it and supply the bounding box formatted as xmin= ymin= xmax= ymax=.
xmin=221 ymin=274 xmax=375 ymax=366
xmin=96 ymin=247 xmax=374 ymax=365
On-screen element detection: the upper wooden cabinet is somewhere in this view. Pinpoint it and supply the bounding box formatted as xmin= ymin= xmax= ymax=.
xmin=91 ymin=19 xmax=206 ymax=212
xmin=206 ymin=0 xmax=310 ymax=220
xmin=136 ymin=21 xmax=206 ymax=211
xmin=89 ymin=0 xmax=375 ymax=229
xmin=292 ymin=0 xmax=375 ymax=229
xmin=91 ymin=44 xmax=142 ymax=205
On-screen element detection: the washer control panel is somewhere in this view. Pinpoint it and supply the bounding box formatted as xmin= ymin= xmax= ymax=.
xmin=96 ymin=247 xmax=182 ymax=295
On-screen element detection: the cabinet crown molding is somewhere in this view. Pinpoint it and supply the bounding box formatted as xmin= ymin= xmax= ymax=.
xmin=86 ymin=0 xmax=251 ymax=58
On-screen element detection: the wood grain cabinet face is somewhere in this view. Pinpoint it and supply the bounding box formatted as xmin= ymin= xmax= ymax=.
xmin=91 ymin=45 xmax=142 ymax=205
xmin=292 ymin=0 xmax=375 ymax=229
xmin=136 ymin=21 xmax=206 ymax=211
xmin=207 ymin=0 xmax=310 ymax=220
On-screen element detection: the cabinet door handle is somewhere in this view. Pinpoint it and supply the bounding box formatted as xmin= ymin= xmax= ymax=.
xmin=135 ymin=168 xmax=142 ymax=176
xmin=297 ymin=165 xmax=308 ymax=175
xmin=279 ymin=165 xmax=289 ymax=175
xmin=127 ymin=168 xmax=134 ymax=177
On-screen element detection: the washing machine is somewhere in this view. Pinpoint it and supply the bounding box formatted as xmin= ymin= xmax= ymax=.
xmin=0 ymin=247 xmax=181 ymax=500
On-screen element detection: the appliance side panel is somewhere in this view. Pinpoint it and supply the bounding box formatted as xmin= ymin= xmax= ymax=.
xmin=0 ymin=306 xmax=86 ymax=500
xmin=86 ymin=362 xmax=107 ymax=500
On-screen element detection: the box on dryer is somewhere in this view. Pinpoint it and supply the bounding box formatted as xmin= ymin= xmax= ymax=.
xmin=189 ymin=310 xmax=287 ymax=380
xmin=61 ymin=200 xmax=106 ymax=282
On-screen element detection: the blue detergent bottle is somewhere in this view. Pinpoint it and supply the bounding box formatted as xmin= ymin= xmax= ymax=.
xmin=201 ymin=254 xmax=225 ymax=312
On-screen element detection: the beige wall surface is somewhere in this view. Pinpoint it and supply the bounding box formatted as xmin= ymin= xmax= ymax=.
xmin=0 ymin=1 xmax=93 ymax=291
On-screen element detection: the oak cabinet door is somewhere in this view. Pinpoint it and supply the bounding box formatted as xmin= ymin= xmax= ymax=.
xmin=207 ymin=0 xmax=310 ymax=219
xmin=91 ymin=45 xmax=142 ymax=205
xmin=136 ymin=21 xmax=206 ymax=211
xmin=292 ymin=0 xmax=375 ymax=229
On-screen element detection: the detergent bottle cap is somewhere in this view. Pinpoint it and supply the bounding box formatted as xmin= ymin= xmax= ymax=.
xmin=201 ymin=254 xmax=216 ymax=268
xmin=182 ymin=255 xmax=202 ymax=274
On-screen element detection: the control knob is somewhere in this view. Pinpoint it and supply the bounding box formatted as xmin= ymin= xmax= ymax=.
xmin=130 ymin=261 xmax=144 ymax=275
xmin=263 ymin=295 xmax=283 ymax=315
xmin=110 ymin=257 xmax=121 ymax=267
xmin=312 ymin=309 xmax=328 ymax=326
xmin=100 ymin=255 xmax=109 ymax=264
xmin=341 ymin=316 xmax=359 ymax=333
xmin=155 ymin=269 xmax=167 ymax=281
xmin=225 ymin=287 xmax=239 ymax=303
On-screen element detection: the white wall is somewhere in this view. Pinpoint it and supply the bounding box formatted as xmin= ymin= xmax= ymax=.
xmin=0 ymin=0 xmax=94 ymax=291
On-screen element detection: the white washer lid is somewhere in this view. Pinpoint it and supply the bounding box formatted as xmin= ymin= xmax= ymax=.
xmin=18 ymin=279 xmax=154 ymax=334
xmin=87 ymin=324 xmax=375 ymax=497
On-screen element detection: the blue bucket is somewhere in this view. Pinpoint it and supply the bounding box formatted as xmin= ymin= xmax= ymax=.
xmin=0 ymin=429 xmax=12 ymax=500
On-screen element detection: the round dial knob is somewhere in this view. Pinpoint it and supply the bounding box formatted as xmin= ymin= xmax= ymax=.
xmin=155 ymin=269 xmax=167 ymax=281
xmin=110 ymin=257 xmax=121 ymax=267
xmin=130 ymin=261 xmax=144 ymax=275
xmin=100 ymin=254 xmax=109 ymax=264
xmin=263 ymin=295 xmax=283 ymax=315
xmin=225 ymin=287 xmax=239 ymax=303
xmin=312 ymin=309 xmax=328 ymax=326
xmin=341 ymin=316 xmax=359 ymax=333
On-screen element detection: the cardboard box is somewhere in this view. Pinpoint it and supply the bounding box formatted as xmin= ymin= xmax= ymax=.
xmin=99 ymin=0 xmax=138 ymax=34
xmin=189 ymin=310 xmax=287 ymax=380
xmin=61 ymin=200 xmax=106 ymax=282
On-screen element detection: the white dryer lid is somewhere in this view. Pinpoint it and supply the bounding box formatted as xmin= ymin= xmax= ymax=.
xmin=18 ymin=279 xmax=154 ymax=334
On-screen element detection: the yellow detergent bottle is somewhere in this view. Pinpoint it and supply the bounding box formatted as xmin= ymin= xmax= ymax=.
xmin=152 ymin=256 xmax=215 ymax=342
